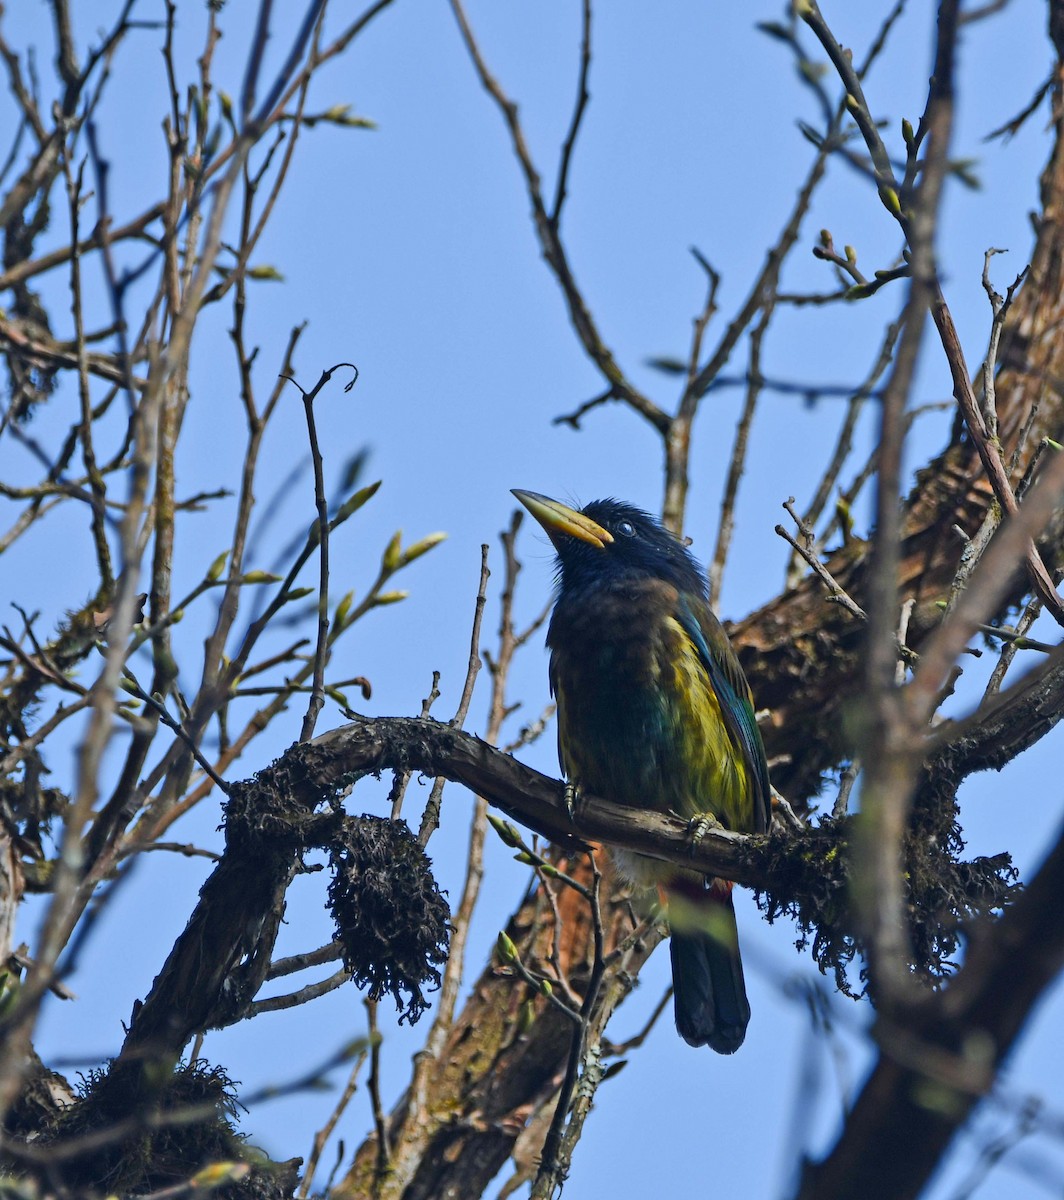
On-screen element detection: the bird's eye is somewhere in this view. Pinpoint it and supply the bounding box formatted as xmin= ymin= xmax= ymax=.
xmin=617 ymin=520 xmax=636 ymax=538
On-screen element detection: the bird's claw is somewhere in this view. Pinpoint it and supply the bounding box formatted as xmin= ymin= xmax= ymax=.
xmin=564 ymin=782 xmax=583 ymax=823
xmin=685 ymin=813 xmax=723 ymax=855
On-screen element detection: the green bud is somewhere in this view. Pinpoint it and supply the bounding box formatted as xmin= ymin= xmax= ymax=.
xmin=207 ymin=550 xmax=229 ymax=582
xmin=878 ymin=185 xmax=902 ymax=218
xmin=496 ymin=931 xmax=518 ymax=963
xmin=334 ymin=590 xmax=355 ymax=628
xmin=334 ymin=481 xmax=381 ymax=524
xmin=241 ymin=570 xmax=282 ymax=584
xmin=382 ymin=531 xmax=403 ymax=572
xmin=517 ymin=998 xmax=536 ymax=1034
xmin=488 ymin=813 xmax=522 ymax=848
xmin=401 ymin=531 xmax=448 ymax=565
xmin=372 ymin=590 xmax=408 ymax=606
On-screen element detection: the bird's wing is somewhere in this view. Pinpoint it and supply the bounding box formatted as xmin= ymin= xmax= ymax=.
xmin=677 ymin=594 xmax=771 ymax=834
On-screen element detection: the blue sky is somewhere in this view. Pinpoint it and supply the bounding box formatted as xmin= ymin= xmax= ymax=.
xmin=3 ymin=2 xmax=1064 ymax=1196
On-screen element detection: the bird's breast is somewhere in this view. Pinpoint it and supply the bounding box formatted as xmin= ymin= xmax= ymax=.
xmin=548 ymin=579 xmax=748 ymax=826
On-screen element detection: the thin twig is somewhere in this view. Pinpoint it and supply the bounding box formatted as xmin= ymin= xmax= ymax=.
xmin=297 ymin=1050 xmax=368 ymax=1200
xmin=774 ymin=521 xmax=868 ymax=622
xmin=282 ymin=363 xmax=359 ymax=742
xmin=531 ymin=850 xmax=607 ymax=1199
xmin=708 ymin=306 xmax=766 ymax=611
xmin=417 ymin=548 xmax=491 ymax=845
xmin=366 ymin=999 xmax=390 ymax=1183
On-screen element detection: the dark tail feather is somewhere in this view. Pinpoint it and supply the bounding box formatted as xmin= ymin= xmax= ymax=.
xmin=669 ymin=889 xmax=750 ymax=1054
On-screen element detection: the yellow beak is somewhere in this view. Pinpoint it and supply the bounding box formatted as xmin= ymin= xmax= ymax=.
xmin=511 ymin=490 xmax=613 ymax=550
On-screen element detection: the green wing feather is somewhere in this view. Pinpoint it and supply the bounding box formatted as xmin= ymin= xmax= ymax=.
xmin=676 ymin=594 xmax=771 ymax=834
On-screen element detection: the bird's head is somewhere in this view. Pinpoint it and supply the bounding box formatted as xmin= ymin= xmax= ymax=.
xmin=512 ymin=490 xmax=704 ymax=596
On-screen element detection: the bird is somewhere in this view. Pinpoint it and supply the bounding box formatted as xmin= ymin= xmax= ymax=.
xmin=512 ymin=489 xmax=770 ymax=1054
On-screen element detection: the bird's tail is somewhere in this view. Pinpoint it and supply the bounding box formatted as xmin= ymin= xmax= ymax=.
xmin=667 ymin=878 xmax=750 ymax=1054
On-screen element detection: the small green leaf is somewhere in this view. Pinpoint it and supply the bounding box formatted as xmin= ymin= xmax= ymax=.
xmin=798 ymin=60 xmax=828 ymax=83
xmin=947 ymin=158 xmax=982 ymax=191
xmin=798 ymin=121 xmax=824 ymax=149
xmin=755 ymin=21 xmax=792 ymax=43
xmin=401 ymin=531 xmax=447 ymax=565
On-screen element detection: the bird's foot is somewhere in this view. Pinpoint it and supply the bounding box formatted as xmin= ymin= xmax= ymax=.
xmin=564 ymin=782 xmax=584 ymax=823
xmin=685 ymin=812 xmax=723 ymax=855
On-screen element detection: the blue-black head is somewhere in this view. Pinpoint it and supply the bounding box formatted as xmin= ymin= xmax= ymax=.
xmin=511 ymin=490 xmax=706 ymax=597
